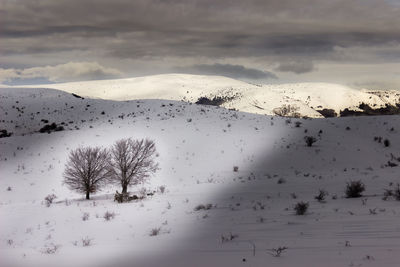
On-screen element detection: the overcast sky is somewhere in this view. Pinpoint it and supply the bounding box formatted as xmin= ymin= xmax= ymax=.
xmin=1 ymin=0 xmax=400 ymax=88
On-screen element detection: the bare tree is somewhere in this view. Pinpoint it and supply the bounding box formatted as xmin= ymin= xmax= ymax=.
xmin=273 ymin=104 xmax=301 ymax=118
xmin=63 ymin=146 xmax=110 ymax=200
xmin=109 ymin=138 xmax=159 ymax=193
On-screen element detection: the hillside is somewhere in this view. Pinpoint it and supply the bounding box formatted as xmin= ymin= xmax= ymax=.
xmin=11 ymin=74 xmax=400 ymax=118
xmin=1 ymin=86 xmax=400 ymax=267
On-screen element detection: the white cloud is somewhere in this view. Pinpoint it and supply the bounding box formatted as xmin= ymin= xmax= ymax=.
xmin=0 ymin=62 xmax=123 ymax=84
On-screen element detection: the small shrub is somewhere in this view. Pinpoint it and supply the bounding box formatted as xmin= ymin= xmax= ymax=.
xmin=0 ymin=129 xmax=12 ymax=138
xmin=44 ymin=194 xmax=57 ymax=207
xmin=149 ymin=227 xmax=161 ymax=236
xmin=304 ymin=136 xmax=317 ymax=147
xmin=81 ymin=237 xmax=93 ymax=247
xmin=114 ymin=191 xmax=136 ymax=203
xmin=158 ymin=185 xmax=166 ymax=194
xmin=384 ymin=139 xmax=390 ymax=147
xmin=103 ymin=211 xmax=115 ymax=221
xmin=41 ymin=243 xmax=60 ymax=254
xmin=194 ymin=204 xmax=213 ymax=211
xmin=345 ymin=180 xmax=365 ymax=198
xmin=362 ymin=198 xmax=368 ymax=205
xmin=64 ymin=199 xmax=71 ymax=206
xmin=294 ymin=201 xmax=309 ymax=215
xmin=383 ymin=184 xmax=400 ymax=201
xmin=233 ymin=166 xmax=239 ymax=172
xmin=267 ymin=246 xmax=288 ymax=257
xmin=139 ymin=187 xmax=148 ymax=198
xmin=82 ymin=212 xmax=90 ymax=221
xmin=314 ymin=190 xmax=328 ymax=202
xmin=387 ymin=161 xmax=398 ymax=167
xmin=39 ymin=123 xmax=64 ymax=133
xmin=383 ymin=189 xmax=393 ymax=200
xmin=221 ymin=232 xmax=238 ymax=243
xmin=277 ymin=178 xmax=286 ymax=184
xmin=195 ymin=96 xmax=234 ymax=106
xmin=6 ymin=186 xmax=12 ymax=191
xmin=273 ymin=104 xmax=300 ymax=117
xmin=392 ymin=184 xmax=400 ymax=200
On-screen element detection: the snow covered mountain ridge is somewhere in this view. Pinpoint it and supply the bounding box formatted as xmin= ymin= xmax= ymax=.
xmin=6 ymin=74 xmax=400 ymax=118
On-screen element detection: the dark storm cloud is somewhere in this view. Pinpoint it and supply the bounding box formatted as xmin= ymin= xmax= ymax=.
xmin=1 ymin=0 xmax=400 ymax=83
xmin=2 ymin=0 xmax=400 ymax=56
xmin=175 ymin=64 xmax=277 ymax=80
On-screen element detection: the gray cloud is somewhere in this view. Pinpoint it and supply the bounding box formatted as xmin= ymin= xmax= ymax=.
xmin=1 ymin=0 xmax=400 ymax=86
xmin=276 ymin=60 xmax=315 ymax=74
xmin=175 ymin=64 xmax=277 ymax=80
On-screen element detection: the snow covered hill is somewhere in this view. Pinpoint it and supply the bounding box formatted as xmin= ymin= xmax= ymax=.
xmin=10 ymin=74 xmax=400 ymax=118
xmin=1 ymin=86 xmax=400 ymax=267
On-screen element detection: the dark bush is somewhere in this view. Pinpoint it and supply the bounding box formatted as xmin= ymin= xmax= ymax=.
xmin=387 ymin=161 xmax=398 ymax=167
xmin=273 ymin=104 xmax=301 ymax=118
xmin=294 ymin=201 xmax=309 ymax=215
xmin=384 ymin=139 xmax=390 ymax=147
xmin=195 ymin=96 xmax=233 ymax=106
xmin=392 ymin=185 xmax=400 ymax=200
xmin=316 ymin=109 xmax=337 ymax=118
xmin=345 ymin=180 xmax=365 ymax=198
xmin=314 ymin=190 xmax=327 ymax=202
xmin=304 ymin=136 xmax=317 ymax=147
xmin=44 ymin=194 xmax=57 ymax=207
xmin=340 ymin=103 xmax=400 ymax=117
xmin=383 ymin=184 xmax=400 ymax=201
xmin=194 ymin=204 xmax=213 ymax=211
xmin=114 ymin=191 xmax=140 ymax=203
xmin=0 ymin=129 xmax=12 ymax=138
xmin=103 ymin=211 xmax=115 ymax=221
xmin=39 ymin=123 xmax=64 ymax=133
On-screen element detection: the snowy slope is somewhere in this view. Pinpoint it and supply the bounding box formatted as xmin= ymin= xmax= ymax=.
xmin=1 ymin=86 xmax=400 ymax=267
xmin=12 ymin=74 xmax=400 ymax=118
xmin=265 ymin=82 xmax=400 ymax=114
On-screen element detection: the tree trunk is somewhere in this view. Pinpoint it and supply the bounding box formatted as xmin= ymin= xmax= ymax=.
xmin=122 ymin=184 xmax=127 ymax=194
xmin=86 ymin=191 xmax=90 ymax=200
